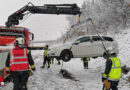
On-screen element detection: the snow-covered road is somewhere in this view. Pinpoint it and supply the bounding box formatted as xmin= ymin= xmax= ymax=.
xmin=28 ymin=55 xmax=104 ymax=90
xmin=23 ymin=55 xmax=130 ymax=90
xmin=1 ymin=54 xmax=130 ymax=90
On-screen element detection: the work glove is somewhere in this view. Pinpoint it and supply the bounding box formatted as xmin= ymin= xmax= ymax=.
xmin=0 ymin=81 xmax=5 ymax=86
xmin=31 ymin=67 xmax=36 ymax=71
xmin=6 ymin=71 xmax=9 ymax=74
xmin=6 ymin=67 xmax=10 ymax=74
xmin=102 ymin=73 xmax=108 ymax=82
xmin=102 ymin=77 xmax=106 ymax=82
xmin=31 ymin=65 xmax=36 ymax=71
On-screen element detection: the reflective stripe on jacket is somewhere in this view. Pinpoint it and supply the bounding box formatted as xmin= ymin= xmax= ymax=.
xmin=108 ymin=57 xmax=121 ymax=80
xmin=9 ymin=47 xmax=29 ymax=71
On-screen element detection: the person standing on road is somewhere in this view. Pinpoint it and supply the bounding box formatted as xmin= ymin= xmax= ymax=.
xmin=5 ymin=37 xmax=35 ymax=90
xmin=41 ymin=45 xmax=50 ymax=69
xmin=81 ymin=57 xmax=90 ymax=69
xmin=102 ymin=47 xmax=121 ymax=90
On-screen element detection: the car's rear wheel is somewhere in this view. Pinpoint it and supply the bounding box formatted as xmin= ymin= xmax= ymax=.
xmin=60 ymin=50 xmax=73 ymax=62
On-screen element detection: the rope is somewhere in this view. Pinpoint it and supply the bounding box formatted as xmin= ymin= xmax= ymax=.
xmin=89 ymin=19 xmax=108 ymax=52
xmin=63 ymin=15 xmax=75 ymax=43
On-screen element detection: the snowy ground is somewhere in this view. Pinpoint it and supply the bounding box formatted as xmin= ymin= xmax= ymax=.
xmin=2 ymin=57 xmax=130 ymax=90
xmin=1 ymin=29 xmax=130 ymax=90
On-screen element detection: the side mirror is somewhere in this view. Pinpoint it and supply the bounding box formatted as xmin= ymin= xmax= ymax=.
xmin=73 ymin=41 xmax=80 ymax=45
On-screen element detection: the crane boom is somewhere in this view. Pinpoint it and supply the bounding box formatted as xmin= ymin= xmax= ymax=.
xmin=5 ymin=3 xmax=81 ymax=27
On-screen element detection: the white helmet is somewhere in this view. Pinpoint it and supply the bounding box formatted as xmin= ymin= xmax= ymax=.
xmin=106 ymin=47 xmax=115 ymax=54
xmin=15 ymin=37 xmax=25 ymax=45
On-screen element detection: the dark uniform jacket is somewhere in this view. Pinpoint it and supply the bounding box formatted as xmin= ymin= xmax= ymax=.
xmin=104 ymin=58 xmax=112 ymax=75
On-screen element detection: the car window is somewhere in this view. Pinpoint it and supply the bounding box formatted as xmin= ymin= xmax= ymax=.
xmin=92 ymin=36 xmax=102 ymax=41
xmin=76 ymin=36 xmax=90 ymax=43
xmin=103 ymin=36 xmax=113 ymax=42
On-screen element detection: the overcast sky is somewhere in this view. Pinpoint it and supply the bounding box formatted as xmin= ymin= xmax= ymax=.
xmin=0 ymin=0 xmax=84 ymax=41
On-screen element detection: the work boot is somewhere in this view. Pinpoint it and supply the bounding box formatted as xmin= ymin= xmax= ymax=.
xmin=41 ymin=66 xmax=45 ymax=69
xmin=47 ymin=66 xmax=50 ymax=69
xmin=57 ymin=61 xmax=60 ymax=65
xmin=84 ymin=67 xmax=88 ymax=69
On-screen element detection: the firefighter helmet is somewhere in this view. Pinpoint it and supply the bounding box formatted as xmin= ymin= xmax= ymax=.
xmin=106 ymin=47 xmax=115 ymax=54
xmin=15 ymin=37 xmax=25 ymax=46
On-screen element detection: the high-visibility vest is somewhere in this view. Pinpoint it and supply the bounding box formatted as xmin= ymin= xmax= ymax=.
xmin=44 ymin=50 xmax=48 ymax=57
xmin=108 ymin=57 xmax=121 ymax=80
xmin=81 ymin=57 xmax=89 ymax=62
xmin=9 ymin=47 xmax=29 ymax=71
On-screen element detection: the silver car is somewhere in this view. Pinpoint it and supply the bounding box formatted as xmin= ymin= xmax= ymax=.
xmin=48 ymin=35 xmax=119 ymax=62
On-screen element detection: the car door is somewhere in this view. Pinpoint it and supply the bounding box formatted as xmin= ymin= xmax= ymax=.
xmin=71 ymin=36 xmax=91 ymax=57
xmin=90 ymin=36 xmax=104 ymax=57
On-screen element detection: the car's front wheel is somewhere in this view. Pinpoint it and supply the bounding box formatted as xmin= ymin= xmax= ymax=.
xmin=60 ymin=50 xmax=73 ymax=62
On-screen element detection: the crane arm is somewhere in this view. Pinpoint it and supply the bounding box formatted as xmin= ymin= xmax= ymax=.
xmin=5 ymin=3 xmax=81 ymax=27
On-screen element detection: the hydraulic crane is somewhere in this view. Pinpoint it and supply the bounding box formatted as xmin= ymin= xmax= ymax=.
xmin=5 ymin=2 xmax=81 ymax=27
xmin=0 ymin=2 xmax=81 ymax=86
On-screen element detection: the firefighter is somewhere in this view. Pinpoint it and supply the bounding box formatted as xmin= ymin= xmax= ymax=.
xmin=41 ymin=45 xmax=50 ymax=69
xmin=5 ymin=37 xmax=35 ymax=90
xmin=81 ymin=57 xmax=90 ymax=69
xmin=102 ymin=47 xmax=121 ymax=90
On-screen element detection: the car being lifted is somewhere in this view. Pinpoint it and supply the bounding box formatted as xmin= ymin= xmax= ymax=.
xmin=48 ymin=35 xmax=119 ymax=62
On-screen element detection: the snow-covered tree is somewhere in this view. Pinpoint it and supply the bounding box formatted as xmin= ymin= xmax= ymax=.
xmin=57 ymin=0 xmax=130 ymax=43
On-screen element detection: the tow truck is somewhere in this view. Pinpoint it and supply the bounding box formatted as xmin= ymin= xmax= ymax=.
xmin=0 ymin=2 xmax=81 ymax=86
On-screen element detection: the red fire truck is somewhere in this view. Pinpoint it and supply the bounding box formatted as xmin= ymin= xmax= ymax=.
xmin=0 ymin=26 xmax=34 ymax=86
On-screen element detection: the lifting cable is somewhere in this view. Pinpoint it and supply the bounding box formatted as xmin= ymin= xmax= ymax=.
xmin=70 ymin=17 xmax=109 ymax=55
xmin=63 ymin=15 xmax=75 ymax=44
xmin=89 ymin=18 xmax=108 ymax=52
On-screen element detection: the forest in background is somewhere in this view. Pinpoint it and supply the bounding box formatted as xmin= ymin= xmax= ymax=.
xmin=56 ymin=0 xmax=130 ymax=43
